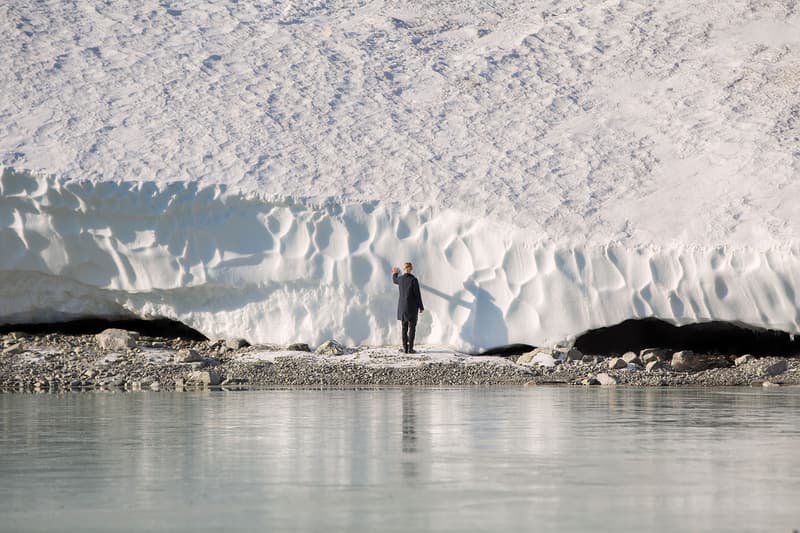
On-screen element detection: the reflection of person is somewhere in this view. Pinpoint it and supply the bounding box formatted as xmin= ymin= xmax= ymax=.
xmin=391 ymin=262 xmax=424 ymax=353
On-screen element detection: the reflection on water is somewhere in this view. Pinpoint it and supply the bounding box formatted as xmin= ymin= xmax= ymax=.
xmin=1 ymin=388 xmax=800 ymax=532
xmin=402 ymin=389 xmax=417 ymax=480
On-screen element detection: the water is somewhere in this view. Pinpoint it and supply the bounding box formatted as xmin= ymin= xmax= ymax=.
xmin=2 ymin=387 xmax=800 ymax=532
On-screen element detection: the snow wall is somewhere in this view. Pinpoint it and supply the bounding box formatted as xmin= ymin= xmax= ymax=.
xmin=2 ymin=169 xmax=800 ymax=351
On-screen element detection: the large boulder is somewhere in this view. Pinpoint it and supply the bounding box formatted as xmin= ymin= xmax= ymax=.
xmin=174 ymin=349 xmax=203 ymax=363
xmin=596 ymin=373 xmax=618 ymax=385
xmin=315 ymin=339 xmax=350 ymax=356
xmin=670 ymin=350 xmax=728 ymax=372
xmin=286 ymin=343 xmax=311 ymax=352
xmin=518 ymin=349 xmax=559 ymax=367
xmin=2 ymin=343 xmax=23 ymax=355
xmin=531 ymin=352 xmax=558 ymax=367
xmin=96 ymin=329 xmax=139 ymax=351
xmin=640 ymin=348 xmax=672 ymax=362
xmin=185 ymin=370 xmax=221 ymax=387
xmin=646 ymin=361 xmax=669 ymax=372
xmin=608 ymin=357 xmax=628 ymax=370
xmin=622 ymin=352 xmax=642 ymax=365
xmin=516 ymin=352 xmax=535 ymax=365
xmin=764 ymin=360 xmax=788 ymax=377
xmin=225 ymin=338 xmax=250 ymax=350
xmin=564 ymin=347 xmax=584 ymax=361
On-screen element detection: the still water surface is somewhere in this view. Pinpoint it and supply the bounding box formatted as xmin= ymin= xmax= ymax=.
xmin=1 ymin=387 xmax=800 ymax=532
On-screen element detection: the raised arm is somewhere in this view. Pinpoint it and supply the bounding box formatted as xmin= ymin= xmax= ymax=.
xmin=391 ymin=266 xmax=400 ymax=285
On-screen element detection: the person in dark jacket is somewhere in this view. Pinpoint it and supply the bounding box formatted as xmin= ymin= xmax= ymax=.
xmin=391 ymin=262 xmax=424 ymax=353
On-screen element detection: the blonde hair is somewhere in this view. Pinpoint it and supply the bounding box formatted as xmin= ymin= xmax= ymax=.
xmin=403 ymin=262 xmax=413 ymax=272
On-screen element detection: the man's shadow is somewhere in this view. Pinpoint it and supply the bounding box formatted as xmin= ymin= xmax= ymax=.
xmin=421 ymin=279 xmax=508 ymax=351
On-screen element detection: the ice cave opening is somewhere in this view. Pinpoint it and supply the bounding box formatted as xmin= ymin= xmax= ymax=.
xmin=574 ymin=318 xmax=800 ymax=357
xmin=0 ymin=317 xmax=207 ymax=341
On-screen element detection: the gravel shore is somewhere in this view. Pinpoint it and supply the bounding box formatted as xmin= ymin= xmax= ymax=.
xmin=1 ymin=329 xmax=799 ymax=392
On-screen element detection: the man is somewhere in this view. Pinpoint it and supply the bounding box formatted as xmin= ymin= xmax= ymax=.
xmin=391 ymin=262 xmax=424 ymax=353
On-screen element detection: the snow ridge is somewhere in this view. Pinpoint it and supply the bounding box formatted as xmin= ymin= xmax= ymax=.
xmin=3 ymin=170 xmax=800 ymax=350
xmin=3 ymin=0 xmax=800 ymax=245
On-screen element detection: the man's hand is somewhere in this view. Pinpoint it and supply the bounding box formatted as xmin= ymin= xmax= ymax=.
xmin=391 ymin=266 xmax=399 ymax=274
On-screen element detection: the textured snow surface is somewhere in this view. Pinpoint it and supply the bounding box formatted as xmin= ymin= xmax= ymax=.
xmin=3 ymin=170 xmax=800 ymax=350
xmin=2 ymin=1 xmax=800 ymax=348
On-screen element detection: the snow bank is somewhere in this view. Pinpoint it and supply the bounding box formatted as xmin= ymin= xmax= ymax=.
xmin=3 ymin=169 xmax=800 ymax=351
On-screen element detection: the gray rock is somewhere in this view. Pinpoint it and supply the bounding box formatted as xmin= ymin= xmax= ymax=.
xmin=764 ymin=360 xmax=788 ymax=377
xmin=174 ymin=349 xmax=203 ymax=363
xmin=565 ymin=347 xmax=583 ymax=361
xmin=670 ymin=350 xmax=695 ymax=371
xmin=149 ymin=381 xmax=161 ymax=391
xmin=671 ymin=350 xmax=728 ymax=372
xmin=735 ymin=354 xmax=756 ymax=366
xmin=531 ymin=352 xmax=557 ymax=367
xmin=226 ymin=338 xmax=250 ymax=350
xmin=516 ymin=352 xmax=534 ymax=365
xmin=646 ymin=361 xmax=668 ymax=372
xmin=2 ymin=343 xmax=23 ymax=355
xmin=581 ymin=355 xmax=595 ymax=363
xmin=315 ymin=339 xmax=351 ymax=356
xmin=519 ymin=348 xmax=556 ymax=365
xmin=185 ymin=370 xmax=221 ymax=387
xmin=608 ymin=357 xmax=628 ymax=370
xmin=96 ymin=329 xmax=139 ymax=351
xmin=581 ymin=376 xmax=600 ymax=386
xmin=641 ymin=352 xmax=661 ymax=364
xmin=762 ymin=381 xmax=780 ymax=388
xmin=286 ymin=343 xmax=311 ymax=352
xmin=622 ymin=352 xmax=642 ymax=365
xmin=640 ymin=348 xmax=672 ymax=361
xmin=596 ymin=373 xmax=617 ymax=385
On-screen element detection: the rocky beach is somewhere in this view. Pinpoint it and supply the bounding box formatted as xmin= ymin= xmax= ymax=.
xmin=1 ymin=328 xmax=799 ymax=392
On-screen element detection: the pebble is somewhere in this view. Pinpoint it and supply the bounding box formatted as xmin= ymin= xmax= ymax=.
xmin=1 ymin=332 xmax=798 ymax=391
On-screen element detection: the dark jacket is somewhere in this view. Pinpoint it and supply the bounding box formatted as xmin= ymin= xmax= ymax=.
xmin=393 ymin=272 xmax=424 ymax=322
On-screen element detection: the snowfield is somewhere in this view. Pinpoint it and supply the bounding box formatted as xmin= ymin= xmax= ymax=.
xmin=2 ymin=1 xmax=800 ymax=350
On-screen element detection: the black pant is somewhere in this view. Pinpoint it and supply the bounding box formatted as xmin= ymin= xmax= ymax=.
xmin=401 ymin=320 xmax=417 ymax=351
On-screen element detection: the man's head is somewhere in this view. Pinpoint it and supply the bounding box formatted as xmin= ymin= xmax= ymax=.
xmin=403 ymin=262 xmax=413 ymax=273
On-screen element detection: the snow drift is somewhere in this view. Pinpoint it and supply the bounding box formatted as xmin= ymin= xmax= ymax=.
xmin=2 ymin=169 xmax=800 ymax=350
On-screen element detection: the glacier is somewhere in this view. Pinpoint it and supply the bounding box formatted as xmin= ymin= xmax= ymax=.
xmin=2 ymin=1 xmax=800 ymax=350
xmin=3 ymin=169 xmax=800 ymax=351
